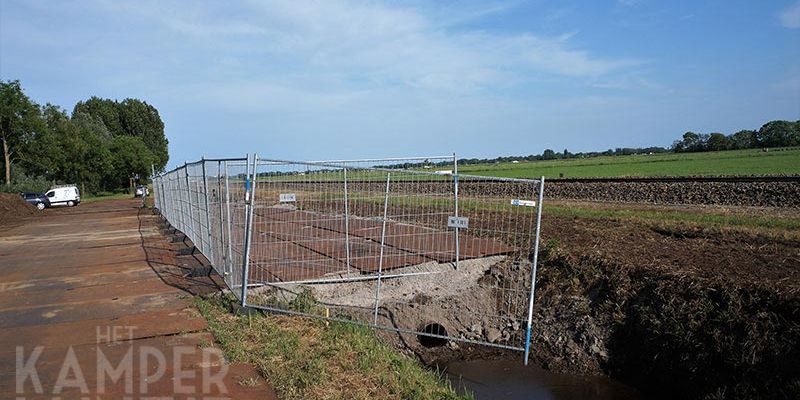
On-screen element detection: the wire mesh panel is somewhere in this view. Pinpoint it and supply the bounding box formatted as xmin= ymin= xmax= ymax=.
xmin=210 ymin=159 xmax=250 ymax=294
xmin=240 ymin=157 xmax=543 ymax=357
xmin=152 ymin=158 xmax=250 ymax=297
xmin=185 ymin=162 xmax=208 ymax=257
xmin=153 ymin=154 xmax=544 ymax=362
xmin=246 ymin=157 xmax=455 ymax=284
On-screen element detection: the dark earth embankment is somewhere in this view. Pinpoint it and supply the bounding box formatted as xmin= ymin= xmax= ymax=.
xmin=281 ymin=178 xmax=800 ymax=207
xmin=412 ymin=211 xmax=800 ymax=399
xmin=543 ymin=179 xmax=800 ymax=207
xmin=532 ymin=215 xmax=799 ymax=399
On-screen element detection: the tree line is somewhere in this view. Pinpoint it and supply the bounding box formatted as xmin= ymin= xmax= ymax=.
xmin=461 ymin=146 xmax=672 ymax=165
xmin=672 ymin=120 xmax=800 ymax=152
xmin=0 ymin=80 xmax=168 ymax=194
xmin=386 ymin=119 xmax=799 ymax=170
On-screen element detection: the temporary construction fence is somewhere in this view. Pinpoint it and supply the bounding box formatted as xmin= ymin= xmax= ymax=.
xmin=152 ymin=154 xmax=544 ymax=364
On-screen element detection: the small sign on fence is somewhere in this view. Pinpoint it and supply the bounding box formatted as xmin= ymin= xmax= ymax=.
xmin=511 ymin=199 xmax=536 ymax=207
xmin=447 ymin=216 xmax=469 ymax=229
xmin=279 ymin=193 xmax=297 ymax=202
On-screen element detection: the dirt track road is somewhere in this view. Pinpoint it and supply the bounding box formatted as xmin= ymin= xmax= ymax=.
xmin=0 ymin=199 xmax=276 ymax=399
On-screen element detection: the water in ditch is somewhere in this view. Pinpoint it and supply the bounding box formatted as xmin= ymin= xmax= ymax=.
xmin=442 ymin=359 xmax=641 ymax=400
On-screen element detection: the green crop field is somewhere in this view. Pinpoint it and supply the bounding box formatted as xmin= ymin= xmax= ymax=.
xmin=457 ymin=148 xmax=800 ymax=179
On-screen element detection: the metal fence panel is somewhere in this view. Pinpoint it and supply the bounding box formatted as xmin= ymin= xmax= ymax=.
xmin=153 ymin=158 xmax=250 ymax=298
xmin=153 ymin=154 xmax=544 ymax=363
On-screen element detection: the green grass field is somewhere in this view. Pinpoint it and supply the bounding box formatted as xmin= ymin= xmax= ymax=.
xmin=457 ymin=148 xmax=800 ymax=179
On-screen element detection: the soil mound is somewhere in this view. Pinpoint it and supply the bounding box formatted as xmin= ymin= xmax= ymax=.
xmin=0 ymin=192 xmax=36 ymax=226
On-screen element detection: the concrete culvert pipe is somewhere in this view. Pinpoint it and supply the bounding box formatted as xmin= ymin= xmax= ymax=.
xmin=417 ymin=322 xmax=449 ymax=348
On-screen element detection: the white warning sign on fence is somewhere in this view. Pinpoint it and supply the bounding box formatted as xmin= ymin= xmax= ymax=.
xmin=510 ymin=199 xmax=536 ymax=207
xmin=448 ymin=216 xmax=469 ymax=229
xmin=279 ymin=193 xmax=296 ymax=202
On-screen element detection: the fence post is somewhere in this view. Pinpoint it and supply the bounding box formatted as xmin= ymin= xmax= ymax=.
xmin=453 ymin=153 xmax=460 ymax=270
xmin=201 ymin=158 xmax=214 ymax=262
xmin=157 ymin=167 xmax=165 ymax=213
xmin=166 ymin=176 xmax=171 ymax=224
xmin=184 ymin=164 xmax=194 ymax=241
xmin=163 ymin=176 xmax=168 ymax=220
xmin=224 ymin=161 xmax=233 ymax=276
xmin=216 ymin=161 xmax=227 ymax=275
xmin=158 ymin=176 xmax=164 ymax=217
xmin=151 ymin=164 xmax=157 ymax=209
xmin=240 ymin=154 xmax=258 ymax=307
xmin=373 ymin=172 xmax=391 ymax=325
xmin=173 ymin=175 xmax=180 ymax=230
xmin=343 ymin=167 xmax=352 ymax=275
xmin=523 ymin=176 xmax=545 ymax=365
xmin=172 ymin=169 xmax=186 ymax=234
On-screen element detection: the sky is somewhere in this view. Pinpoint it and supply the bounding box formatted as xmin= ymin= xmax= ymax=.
xmin=1 ymin=0 xmax=799 ymax=169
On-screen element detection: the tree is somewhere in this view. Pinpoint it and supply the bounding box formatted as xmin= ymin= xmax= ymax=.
xmin=707 ymin=133 xmax=731 ymax=151
xmin=0 ymin=80 xmax=44 ymax=186
xmin=542 ymin=149 xmax=556 ymax=160
xmin=756 ymin=120 xmax=800 ymax=148
xmin=72 ymin=97 xmax=123 ymax=135
xmin=106 ymin=136 xmax=154 ymax=190
xmin=673 ymin=131 xmax=710 ymax=152
xmin=729 ymin=130 xmax=756 ymax=150
xmin=19 ymin=104 xmax=69 ymax=179
xmin=119 ymin=99 xmax=168 ymax=170
xmin=74 ymin=97 xmax=169 ymax=171
xmin=21 ymin=105 xmax=114 ymax=193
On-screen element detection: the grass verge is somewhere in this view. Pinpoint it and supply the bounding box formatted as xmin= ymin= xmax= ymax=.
xmin=195 ymin=295 xmax=470 ymax=400
xmin=81 ymin=192 xmax=133 ymax=203
xmin=544 ymin=203 xmax=800 ymax=232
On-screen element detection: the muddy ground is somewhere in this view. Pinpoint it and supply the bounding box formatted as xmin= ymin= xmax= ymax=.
xmin=386 ymin=209 xmax=800 ymax=399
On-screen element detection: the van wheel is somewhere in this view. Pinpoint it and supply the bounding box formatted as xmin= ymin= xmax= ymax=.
xmin=36 ymin=202 xmax=46 ymax=210
xmin=67 ymin=201 xmax=75 ymax=207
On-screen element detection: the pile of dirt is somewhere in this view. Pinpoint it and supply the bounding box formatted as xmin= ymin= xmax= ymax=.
xmin=0 ymin=192 xmax=36 ymax=226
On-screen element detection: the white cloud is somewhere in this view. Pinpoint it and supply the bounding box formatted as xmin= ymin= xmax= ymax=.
xmin=591 ymin=76 xmax=665 ymax=91
xmin=115 ymin=0 xmax=640 ymax=93
xmin=779 ymin=1 xmax=800 ymax=28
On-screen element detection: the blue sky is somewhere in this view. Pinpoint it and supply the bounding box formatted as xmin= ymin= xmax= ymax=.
xmin=1 ymin=0 xmax=798 ymax=168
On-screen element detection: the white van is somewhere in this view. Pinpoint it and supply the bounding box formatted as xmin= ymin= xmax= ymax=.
xmin=45 ymin=185 xmax=81 ymax=207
